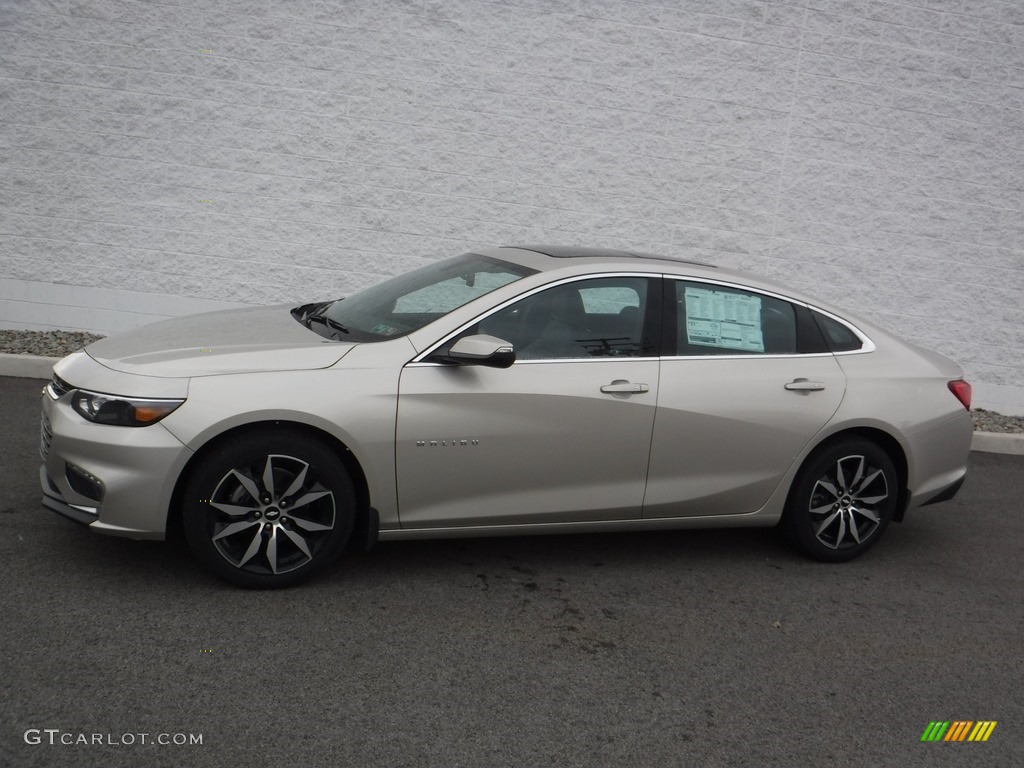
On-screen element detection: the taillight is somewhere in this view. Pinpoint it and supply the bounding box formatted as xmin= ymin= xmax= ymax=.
xmin=948 ymin=379 xmax=972 ymax=410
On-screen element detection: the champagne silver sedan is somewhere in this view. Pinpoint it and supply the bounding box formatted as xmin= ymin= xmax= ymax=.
xmin=40 ymin=246 xmax=974 ymax=588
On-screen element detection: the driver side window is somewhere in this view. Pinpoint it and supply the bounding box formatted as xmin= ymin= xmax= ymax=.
xmin=469 ymin=277 xmax=650 ymax=360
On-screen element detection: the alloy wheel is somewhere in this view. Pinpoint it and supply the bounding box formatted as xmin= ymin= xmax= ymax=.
xmin=808 ymin=454 xmax=889 ymax=551
xmin=207 ymin=453 xmax=336 ymax=575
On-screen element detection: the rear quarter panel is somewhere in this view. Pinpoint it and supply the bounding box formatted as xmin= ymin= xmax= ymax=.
xmin=825 ymin=334 xmax=972 ymax=506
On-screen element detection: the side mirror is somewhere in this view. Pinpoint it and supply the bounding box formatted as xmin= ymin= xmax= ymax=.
xmin=446 ymin=335 xmax=516 ymax=368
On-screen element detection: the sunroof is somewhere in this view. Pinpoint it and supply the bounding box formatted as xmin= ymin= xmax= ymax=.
xmin=506 ymin=245 xmax=717 ymax=268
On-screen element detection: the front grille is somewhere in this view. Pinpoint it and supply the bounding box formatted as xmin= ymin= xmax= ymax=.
xmin=47 ymin=374 xmax=72 ymax=400
xmin=40 ymin=410 xmax=53 ymax=460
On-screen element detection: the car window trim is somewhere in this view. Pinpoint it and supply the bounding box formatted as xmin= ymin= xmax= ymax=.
xmin=659 ymin=352 xmax=837 ymax=361
xmin=409 ymin=272 xmax=664 ymax=366
xmin=662 ymin=276 xmax=875 ymax=358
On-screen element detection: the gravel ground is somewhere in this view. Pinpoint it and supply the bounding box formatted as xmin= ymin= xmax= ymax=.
xmin=971 ymin=408 xmax=1024 ymax=433
xmin=0 ymin=329 xmax=105 ymax=358
xmin=2 ymin=329 xmax=1022 ymax=433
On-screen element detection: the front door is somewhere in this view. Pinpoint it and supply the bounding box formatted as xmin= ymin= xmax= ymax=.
xmin=396 ymin=275 xmax=660 ymax=529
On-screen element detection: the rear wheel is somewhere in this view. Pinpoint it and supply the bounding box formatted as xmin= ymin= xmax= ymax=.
xmin=784 ymin=438 xmax=898 ymax=562
xmin=182 ymin=431 xmax=355 ymax=588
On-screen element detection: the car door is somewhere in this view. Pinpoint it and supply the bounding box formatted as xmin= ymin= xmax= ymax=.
xmin=396 ymin=275 xmax=661 ymax=529
xmin=643 ymin=277 xmax=846 ymax=519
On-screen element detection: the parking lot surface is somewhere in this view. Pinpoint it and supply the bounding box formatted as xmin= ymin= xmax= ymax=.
xmin=2 ymin=375 xmax=1021 ymax=767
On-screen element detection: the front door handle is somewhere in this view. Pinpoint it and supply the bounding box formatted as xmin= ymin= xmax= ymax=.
xmin=601 ymin=380 xmax=649 ymax=394
xmin=784 ymin=378 xmax=826 ymax=392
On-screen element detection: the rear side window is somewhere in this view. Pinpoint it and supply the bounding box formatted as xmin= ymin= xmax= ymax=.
xmin=813 ymin=311 xmax=864 ymax=352
xmin=674 ymin=281 xmax=797 ymax=355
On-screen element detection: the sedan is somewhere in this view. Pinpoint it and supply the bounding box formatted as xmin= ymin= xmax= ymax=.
xmin=40 ymin=245 xmax=973 ymax=588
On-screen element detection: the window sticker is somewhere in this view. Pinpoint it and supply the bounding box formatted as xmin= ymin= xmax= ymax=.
xmin=684 ymin=286 xmax=764 ymax=352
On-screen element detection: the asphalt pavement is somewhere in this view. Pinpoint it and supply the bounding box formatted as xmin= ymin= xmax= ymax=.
xmin=1 ymin=375 xmax=1022 ymax=768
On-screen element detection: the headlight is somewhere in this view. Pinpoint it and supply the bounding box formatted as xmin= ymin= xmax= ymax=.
xmin=71 ymin=390 xmax=185 ymax=427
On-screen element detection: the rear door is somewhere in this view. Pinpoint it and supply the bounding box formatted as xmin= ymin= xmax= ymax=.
xmin=644 ymin=278 xmax=846 ymax=519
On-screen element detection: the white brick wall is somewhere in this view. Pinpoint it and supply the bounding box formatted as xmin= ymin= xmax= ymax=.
xmin=1 ymin=0 xmax=1022 ymax=412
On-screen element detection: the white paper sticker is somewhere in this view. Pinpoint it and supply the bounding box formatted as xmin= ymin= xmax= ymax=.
xmin=684 ymin=286 xmax=764 ymax=352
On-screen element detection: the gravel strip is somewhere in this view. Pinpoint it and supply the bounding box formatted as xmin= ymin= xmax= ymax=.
xmin=971 ymin=408 xmax=1024 ymax=434
xmin=0 ymin=330 xmax=105 ymax=358
xmin=2 ymin=330 xmax=1022 ymax=432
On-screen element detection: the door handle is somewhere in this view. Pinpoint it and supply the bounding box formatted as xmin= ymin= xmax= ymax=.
xmin=784 ymin=378 xmax=826 ymax=392
xmin=601 ymin=380 xmax=649 ymax=394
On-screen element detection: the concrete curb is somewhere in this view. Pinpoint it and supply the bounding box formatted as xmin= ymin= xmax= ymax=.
xmin=2 ymin=353 xmax=1022 ymax=455
xmin=970 ymin=432 xmax=1024 ymax=456
xmin=0 ymin=353 xmax=60 ymax=380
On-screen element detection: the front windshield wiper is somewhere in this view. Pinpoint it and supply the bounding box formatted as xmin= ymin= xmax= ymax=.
xmin=292 ymin=301 xmax=329 ymax=321
xmin=291 ymin=301 xmax=350 ymax=339
xmin=303 ymin=313 xmax=350 ymax=337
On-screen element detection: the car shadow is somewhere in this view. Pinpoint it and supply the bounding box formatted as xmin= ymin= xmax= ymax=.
xmin=40 ymin=517 xmax=852 ymax=591
xmin=330 ymin=526 xmax=807 ymax=585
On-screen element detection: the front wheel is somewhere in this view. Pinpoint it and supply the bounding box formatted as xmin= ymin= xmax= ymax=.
xmin=783 ymin=438 xmax=898 ymax=562
xmin=182 ymin=431 xmax=355 ymax=588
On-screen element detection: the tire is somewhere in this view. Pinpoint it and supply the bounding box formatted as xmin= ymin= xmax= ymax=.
xmin=182 ymin=430 xmax=355 ymax=588
xmin=783 ymin=438 xmax=898 ymax=563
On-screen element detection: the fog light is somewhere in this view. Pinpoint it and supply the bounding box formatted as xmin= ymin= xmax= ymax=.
xmin=65 ymin=462 xmax=105 ymax=503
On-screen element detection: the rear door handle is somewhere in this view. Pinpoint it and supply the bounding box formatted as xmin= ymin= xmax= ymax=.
xmin=601 ymin=380 xmax=649 ymax=394
xmin=784 ymin=378 xmax=826 ymax=392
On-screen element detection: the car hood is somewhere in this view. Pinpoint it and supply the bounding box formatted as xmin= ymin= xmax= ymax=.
xmin=85 ymin=304 xmax=355 ymax=377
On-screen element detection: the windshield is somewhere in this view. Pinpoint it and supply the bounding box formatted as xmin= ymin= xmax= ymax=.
xmin=307 ymin=253 xmax=536 ymax=342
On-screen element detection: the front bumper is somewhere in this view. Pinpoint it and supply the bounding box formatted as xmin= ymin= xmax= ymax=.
xmin=39 ymin=385 xmax=193 ymax=540
xmin=41 ymin=466 xmax=102 ymax=525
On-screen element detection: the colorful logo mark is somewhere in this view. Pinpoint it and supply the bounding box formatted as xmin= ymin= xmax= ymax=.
xmin=921 ymin=721 xmax=997 ymax=742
